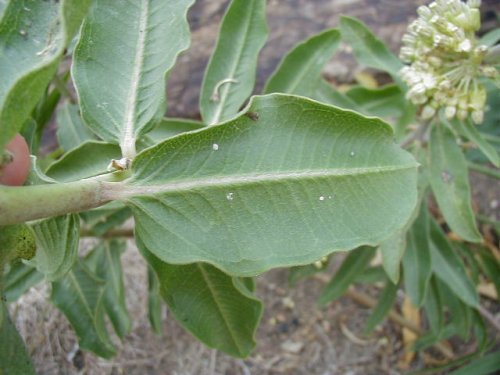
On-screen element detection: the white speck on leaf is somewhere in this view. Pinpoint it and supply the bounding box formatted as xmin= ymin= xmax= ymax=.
xmin=226 ymin=192 xmax=234 ymax=201
xmin=319 ymin=196 xmax=325 ymax=201
xmin=350 ymin=151 xmax=355 ymax=157
xmin=212 ymin=143 xmax=219 ymax=151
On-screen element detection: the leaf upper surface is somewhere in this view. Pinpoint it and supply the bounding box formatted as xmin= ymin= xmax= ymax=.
xmin=120 ymin=94 xmax=418 ymax=276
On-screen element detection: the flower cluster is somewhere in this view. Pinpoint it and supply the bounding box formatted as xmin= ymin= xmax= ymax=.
xmin=399 ymin=0 xmax=498 ymax=124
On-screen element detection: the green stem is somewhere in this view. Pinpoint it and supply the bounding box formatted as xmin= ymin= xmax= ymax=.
xmin=468 ymin=162 xmax=500 ymax=179
xmin=52 ymin=74 xmax=76 ymax=104
xmin=0 ymin=179 xmax=115 ymax=226
xmin=399 ymin=120 xmax=431 ymax=148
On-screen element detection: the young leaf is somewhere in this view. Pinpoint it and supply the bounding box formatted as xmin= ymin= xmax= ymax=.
xmin=429 ymin=123 xmax=481 ymax=242
xmin=452 ymin=118 xmax=499 ymax=167
xmin=3 ymin=261 xmax=43 ymax=303
xmin=478 ymin=250 xmax=500 ymax=299
xmin=147 ymin=265 xmax=163 ymax=335
xmin=0 ymin=0 xmax=92 ymax=151
xmin=139 ymin=238 xmax=263 ymax=358
xmin=146 ymin=118 xmax=205 ymax=144
xmin=46 ymin=141 xmax=121 ymax=182
xmin=363 ymin=280 xmax=399 ymax=334
xmin=379 ymin=230 xmax=406 ymax=284
xmin=73 ymin=0 xmax=194 ymax=158
xmin=450 ymin=351 xmax=500 ymax=375
xmin=86 ymin=240 xmax=131 ymax=339
xmin=438 ymin=279 xmax=471 ymax=340
xmin=318 ymin=246 xmax=375 ymax=305
xmin=200 ymin=0 xmax=268 ymax=125
xmin=339 ymin=16 xmax=403 ymax=79
xmin=0 ymin=303 xmax=36 ymax=375
xmin=56 ymin=102 xmax=95 ymax=152
xmin=51 ymin=260 xmax=116 ymax=358
xmin=288 ymin=261 xmax=329 ymax=287
xmin=31 ymin=214 xmax=80 ymax=281
xmin=121 ymin=94 xmax=418 ymax=276
xmin=429 ymin=219 xmax=479 ymax=308
xmin=264 ymin=29 xmax=341 ymax=98
xmin=402 ymin=204 xmax=432 ymax=307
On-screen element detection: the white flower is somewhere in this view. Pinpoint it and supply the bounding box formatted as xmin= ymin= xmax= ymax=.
xmin=399 ymin=0 xmax=498 ymax=124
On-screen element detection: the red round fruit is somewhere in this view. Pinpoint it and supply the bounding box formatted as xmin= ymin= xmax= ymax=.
xmin=0 ymin=134 xmax=30 ymax=186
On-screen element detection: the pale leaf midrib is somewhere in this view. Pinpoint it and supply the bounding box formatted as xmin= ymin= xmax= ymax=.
xmin=120 ymin=164 xmax=416 ymax=198
xmin=121 ymin=0 xmax=149 ymax=157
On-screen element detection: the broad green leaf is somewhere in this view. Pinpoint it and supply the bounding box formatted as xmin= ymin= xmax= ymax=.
xmin=122 ymin=94 xmax=418 ymax=276
xmin=429 ymin=123 xmax=481 ymax=242
xmin=84 ymin=207 xmax=131 ymax=237
xmin=452 ymin=118 xmax=499 ymax=167
xmin=402 ymin=204 xmax=432 ymax=307
xmin=363 ymin=280 xmax=398 ymax=334
xmin=86 ymin=240 xmax=131 ymax=339
xmin=429 ymin=219 xmax=479 ymax=308
xmin=318 ymin=246 xmax=375 ymax=305
xmin=315 ymin=80 xmax=359 ymax=109
xmin=424 ymin=276 xmax=444 ymax=337
xmin=46 ymin=141 xmax=121 ymax=182
xmin=56 ymin=102 xmax=95 ymax=152
xmin=345 ymin=84 xmax=406 ymax=118
xmin=139 ymin=238 xmax=263 ymax=358
xmin=0 ymin=303 xmax=36 ymax=375
xmin=339 ymin=16 xmax=403 ymax=79
xmin=4 ymin=261 xmax=43 ymax=303
xmin=31 ymin=214 xmax=79 ymax=281
xmin=73 ymin=0 xmax=194 ymax=157
xmin=200 ymin=0 xmax=268 ymax=125
xmin=0 ymin=0 xmax=91 ymax=151
xmin=264 ymin=29 xmax=341 ymax=97
xmin=147 ymin=265 xmax=163 ymax=335
xmin=51 ymin=260 xmax=116 ymax=358
xmin=450 ymin=351 xmax=500 ymax=375
xmin=146 ymin=118 xmax=205 ymax=144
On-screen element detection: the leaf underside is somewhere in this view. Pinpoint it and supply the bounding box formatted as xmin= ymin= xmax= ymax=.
xmin=122 ymin=94 xmax=418 ymax=276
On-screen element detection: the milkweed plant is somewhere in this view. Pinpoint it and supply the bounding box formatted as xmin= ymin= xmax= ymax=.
xmin=0 ymin=0 xmax=499 ymax=373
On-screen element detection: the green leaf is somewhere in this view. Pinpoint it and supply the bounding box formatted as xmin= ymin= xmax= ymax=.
xmin=56 ymin=102 xmax=95 ymax=152
xmin=123 ymin=94 xmax=418 ymax=276
xmin=345 ymin=84 xmax=406 ymax=118
xmin=452 ymin=118 xmax=499 ymax=167
xmin=200 ymin=0 xmax=268 ymax=125
xmin=424 ymin=276 xmax=444 ymax=337
xmin=438 ymin=279 xmax=471 ymax=340
xmin=353 ymin=266 xmax=388 ymax=284
xmin=318 ymin=246 xmax=375 ymax=305
xmin=147 ymin=265 xmax=163 ymax=335
xmin=146 ymin=118 xmax=205 ymax=144
xmin=288 ymin=260 xmax=328 ymax=286
xmin=31 ymin=214 xmax=79 ymax=281
xmin=429 ymin=219 xmax=479 ymax=308
xmin=0 ymin=0 xmax=91 ymax=151
xmin=139 ymin=237 xmax=263 ymax=358
xmin=3 ymin=261 xmax=43 ymax=303
xmin=264 ymin=29 xmax=341 ymax=97
xmin=314 ymin=80 xmax=359 ymax=109
xmin=339 ymin=16 xmax=403 ymax=79
xmin=379 ymin=230 xmax=406 ymax=284
xmin=402 ymin=204 xmax=432 ymax=307
xmin=429 ymin=123 xmax=481 ymax=242
xmin=86 ymin=240 xmax=131 ymax=339
xmin=51 ymin=259 xmax=116 ymax=358
xmin=46 ymin=141 xmax=121 ymax=182
xmin=0 ymin=303 xmax=36 ymax=375
xmin=85 ymin=207 xmax=131 ymax=237
xmin=363 ymin=280 xmax=398 ymax=334
xmin=450 ymin=351 xmax=500 ymax=375
xmin=73 ymin=0 xmax=194 ymax=157
xmin=480 ymin=28 xmax=500 ymax=47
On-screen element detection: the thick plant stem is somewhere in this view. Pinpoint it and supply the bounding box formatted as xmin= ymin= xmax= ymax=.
xmin=0 ymin=179 xmax=113 ymax=225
